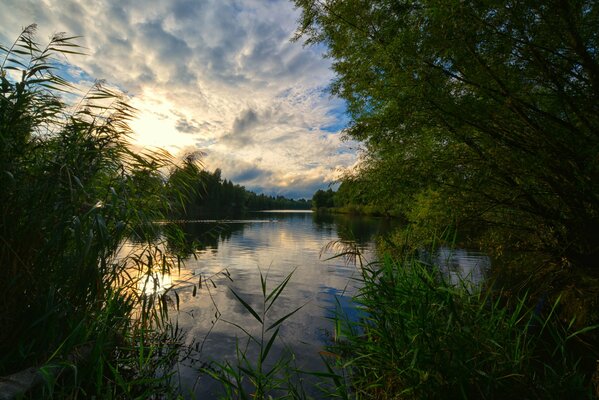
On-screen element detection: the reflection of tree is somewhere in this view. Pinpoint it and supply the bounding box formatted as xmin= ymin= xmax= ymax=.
xmin=335 ymin=215 xmax=380 ymax=245
xmin=312 ymin=213 xmax=397 ymax=246
xmin=165 ymin=222 xmax=247 ymax=256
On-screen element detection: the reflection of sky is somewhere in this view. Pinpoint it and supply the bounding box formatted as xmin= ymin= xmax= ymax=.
xmin=427 ymin=247 xmax=491 ymax=287
xmin=146 ymin=212 xmax=390 ymax=398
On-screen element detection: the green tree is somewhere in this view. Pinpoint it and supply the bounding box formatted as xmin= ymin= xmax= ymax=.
xmin=294 ymin=0 xmax=599 ymax=273
xmin=166 ymin=152 xmax=204 ymax=218
xmin=312 ymin=188 xmax=335 ymax=208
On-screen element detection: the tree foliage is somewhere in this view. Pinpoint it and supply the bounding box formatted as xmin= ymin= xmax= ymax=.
xmin=312 ymin=188 xmax=335 ymax=209
xmin=294 ymin=0 xmax=599 ymax=272
xmin=168 ymin=164 xmax=311 ymax=220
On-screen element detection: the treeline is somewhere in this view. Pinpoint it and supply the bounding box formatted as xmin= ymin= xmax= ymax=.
xmin=312 ymin=183 xmax=398 ymax=217
xmin=168 ymin=164 xmax=310 ymax=219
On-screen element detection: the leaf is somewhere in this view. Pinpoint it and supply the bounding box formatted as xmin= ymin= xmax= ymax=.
xmin=260 ymin=270 xmax=267 ymax=297
xmin=230 ymin=289 xmax=262 ymax=324
xmin=265 ymin=269 xmax=295 ymax=312
xmin=267 ymin=305 xmax=304 ymax=332
xmin=260 ymin=327 xmax=280 ymax=363
xmin=566 ymin=324 xmax=599 ymax=341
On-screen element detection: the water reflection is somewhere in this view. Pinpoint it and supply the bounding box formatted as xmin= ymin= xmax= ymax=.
xmin=311 ymin=212 xmax=394 ymax=246
xmin=421 ymin=247 xmax=491 ymax=287
xmin=170 ymin=221 xmax=247 ymax=252
xmin=159 ymin=211 xmax=394 ymax=398
xmin=129 ymin=213 xmax=487 ymax=398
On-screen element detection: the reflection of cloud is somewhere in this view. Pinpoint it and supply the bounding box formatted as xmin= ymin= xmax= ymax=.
xmin=158 ymin=213 xmax=380 ymax=396
xmin=0 ymin=0 xmax=356 ymax=198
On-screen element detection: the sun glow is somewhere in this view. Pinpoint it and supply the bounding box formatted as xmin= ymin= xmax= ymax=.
xmin=128 ymin=93 xmax=197 ymax=154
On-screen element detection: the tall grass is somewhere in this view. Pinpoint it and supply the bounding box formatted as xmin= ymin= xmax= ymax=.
xmin=204 ymin=269 xmax=308 ymax=399
xmin=0 ymin=25 xmax=194 ymax=398
xmin=325 ymin=256 xmax=598 ymax=399
xmin=198 ymin=237 xmax=595 ymax=398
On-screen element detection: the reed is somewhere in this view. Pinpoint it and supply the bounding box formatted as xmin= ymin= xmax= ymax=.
xmin=325 ymin=256 xmax=598 ymax=399
xmin=0 ymin=25 xmax=193 ymax=398
xmin=204 ymin=268 xmax=307 ymax=399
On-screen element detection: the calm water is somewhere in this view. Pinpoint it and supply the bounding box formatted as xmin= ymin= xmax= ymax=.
xmin=144 ymin=211 xmax=489 ymax=398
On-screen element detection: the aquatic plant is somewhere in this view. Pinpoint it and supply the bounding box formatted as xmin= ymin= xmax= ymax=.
xmin=204 ymin=268 xmax=308 ymax=399
xmin=325 ymin=256 xmax=598 ymax=399
xmin=0 ymin=25 xmax=193 ymax=398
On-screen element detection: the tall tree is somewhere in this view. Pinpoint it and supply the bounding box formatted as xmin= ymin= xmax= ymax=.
xmin=294 ymin=0 xmax=599 ymax=272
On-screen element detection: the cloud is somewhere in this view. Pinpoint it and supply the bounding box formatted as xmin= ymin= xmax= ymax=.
xmin=175 ymin=118 xmax=199 ymax=134
xmin=230 ymin=167 xmax=272 ymax=183
xmin=232 ymin=109 xmax=259 ymax=135
xmin=0 ymin=0 xmax=356 ymax=199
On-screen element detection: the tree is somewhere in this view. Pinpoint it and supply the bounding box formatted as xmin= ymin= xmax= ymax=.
xmin=294 ymin=0 xmax=599 ymax=273
xmin=312 ymin=188 xmax=335 ymax=208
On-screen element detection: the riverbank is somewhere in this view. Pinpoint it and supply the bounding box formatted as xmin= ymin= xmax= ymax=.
xmin=313 ymin=205 xmax=404 ymax=218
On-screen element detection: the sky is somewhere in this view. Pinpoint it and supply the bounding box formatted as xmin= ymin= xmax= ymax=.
xmin=0 ymin=0 xmax=358 ymax=199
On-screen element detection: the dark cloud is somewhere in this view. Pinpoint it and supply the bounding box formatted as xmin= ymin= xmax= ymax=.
xmin=232 ymin=108 xmax=259 ymax=134
xmin=171 ymin=0 xmax=205 ymax=21
xmin=231 ymin=167 xmax=272 ymax=183
xmin=135 ymin=20 xmax=197 ymax=86
xmin=107 ymin=3 xmax=130 ymax=26
xmin=135 ymin=67 xmax=156 ymax=84
xmin=220 ymin=108 xmax=261 ymax=146
xmin=248 ymin=179 xmax=329 ymax=200
xmin=175 ymin=117 xmax=215 ymax=134
xmin=175 ymin=118 xmax=199 ymax=133
xmin=283 ymin=180 xmax=339 ymax=200
xmin=138 ymin=20 xmax=190 ymax=61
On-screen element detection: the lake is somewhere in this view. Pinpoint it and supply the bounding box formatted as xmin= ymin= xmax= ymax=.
xmin=142 ymin=211 xmax=489 ymax=398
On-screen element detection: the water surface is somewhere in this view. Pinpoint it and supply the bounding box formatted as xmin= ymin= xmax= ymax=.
xmin=161 ymin=211 xmax=389 ymax=397
xmin=151 ymin=211 xmax=488 ymax=398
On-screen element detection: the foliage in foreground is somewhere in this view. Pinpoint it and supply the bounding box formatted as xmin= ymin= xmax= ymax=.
xmin=203 ymin=269 xmax=308 ymax=399
xmin=195 ymin=249 xmax=597 ymax=399
xmin=0 ymin=25 xmax=191 ymax=398
xmin=326 ymin=257 xmax=598 ymax=399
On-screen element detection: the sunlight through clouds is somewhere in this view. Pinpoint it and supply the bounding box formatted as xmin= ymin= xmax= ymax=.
xmin=0 ymin=0 xmax=356 ymax=198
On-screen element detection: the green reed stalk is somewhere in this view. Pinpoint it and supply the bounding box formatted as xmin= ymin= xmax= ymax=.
xmin=324 ymin=256 xmax=597 ymax=399
xmin=204 ymin=268 xmax=307 ymax=399
xmin=0 ymin=26 xmax=196 ymax=398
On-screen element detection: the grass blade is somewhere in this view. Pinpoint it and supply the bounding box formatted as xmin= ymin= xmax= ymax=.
xmin=229 ymin=288 xmax=262 ymax=324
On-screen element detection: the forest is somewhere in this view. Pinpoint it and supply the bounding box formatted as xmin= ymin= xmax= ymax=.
xmin=168 ymin=162 xmax=311 ymax=219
